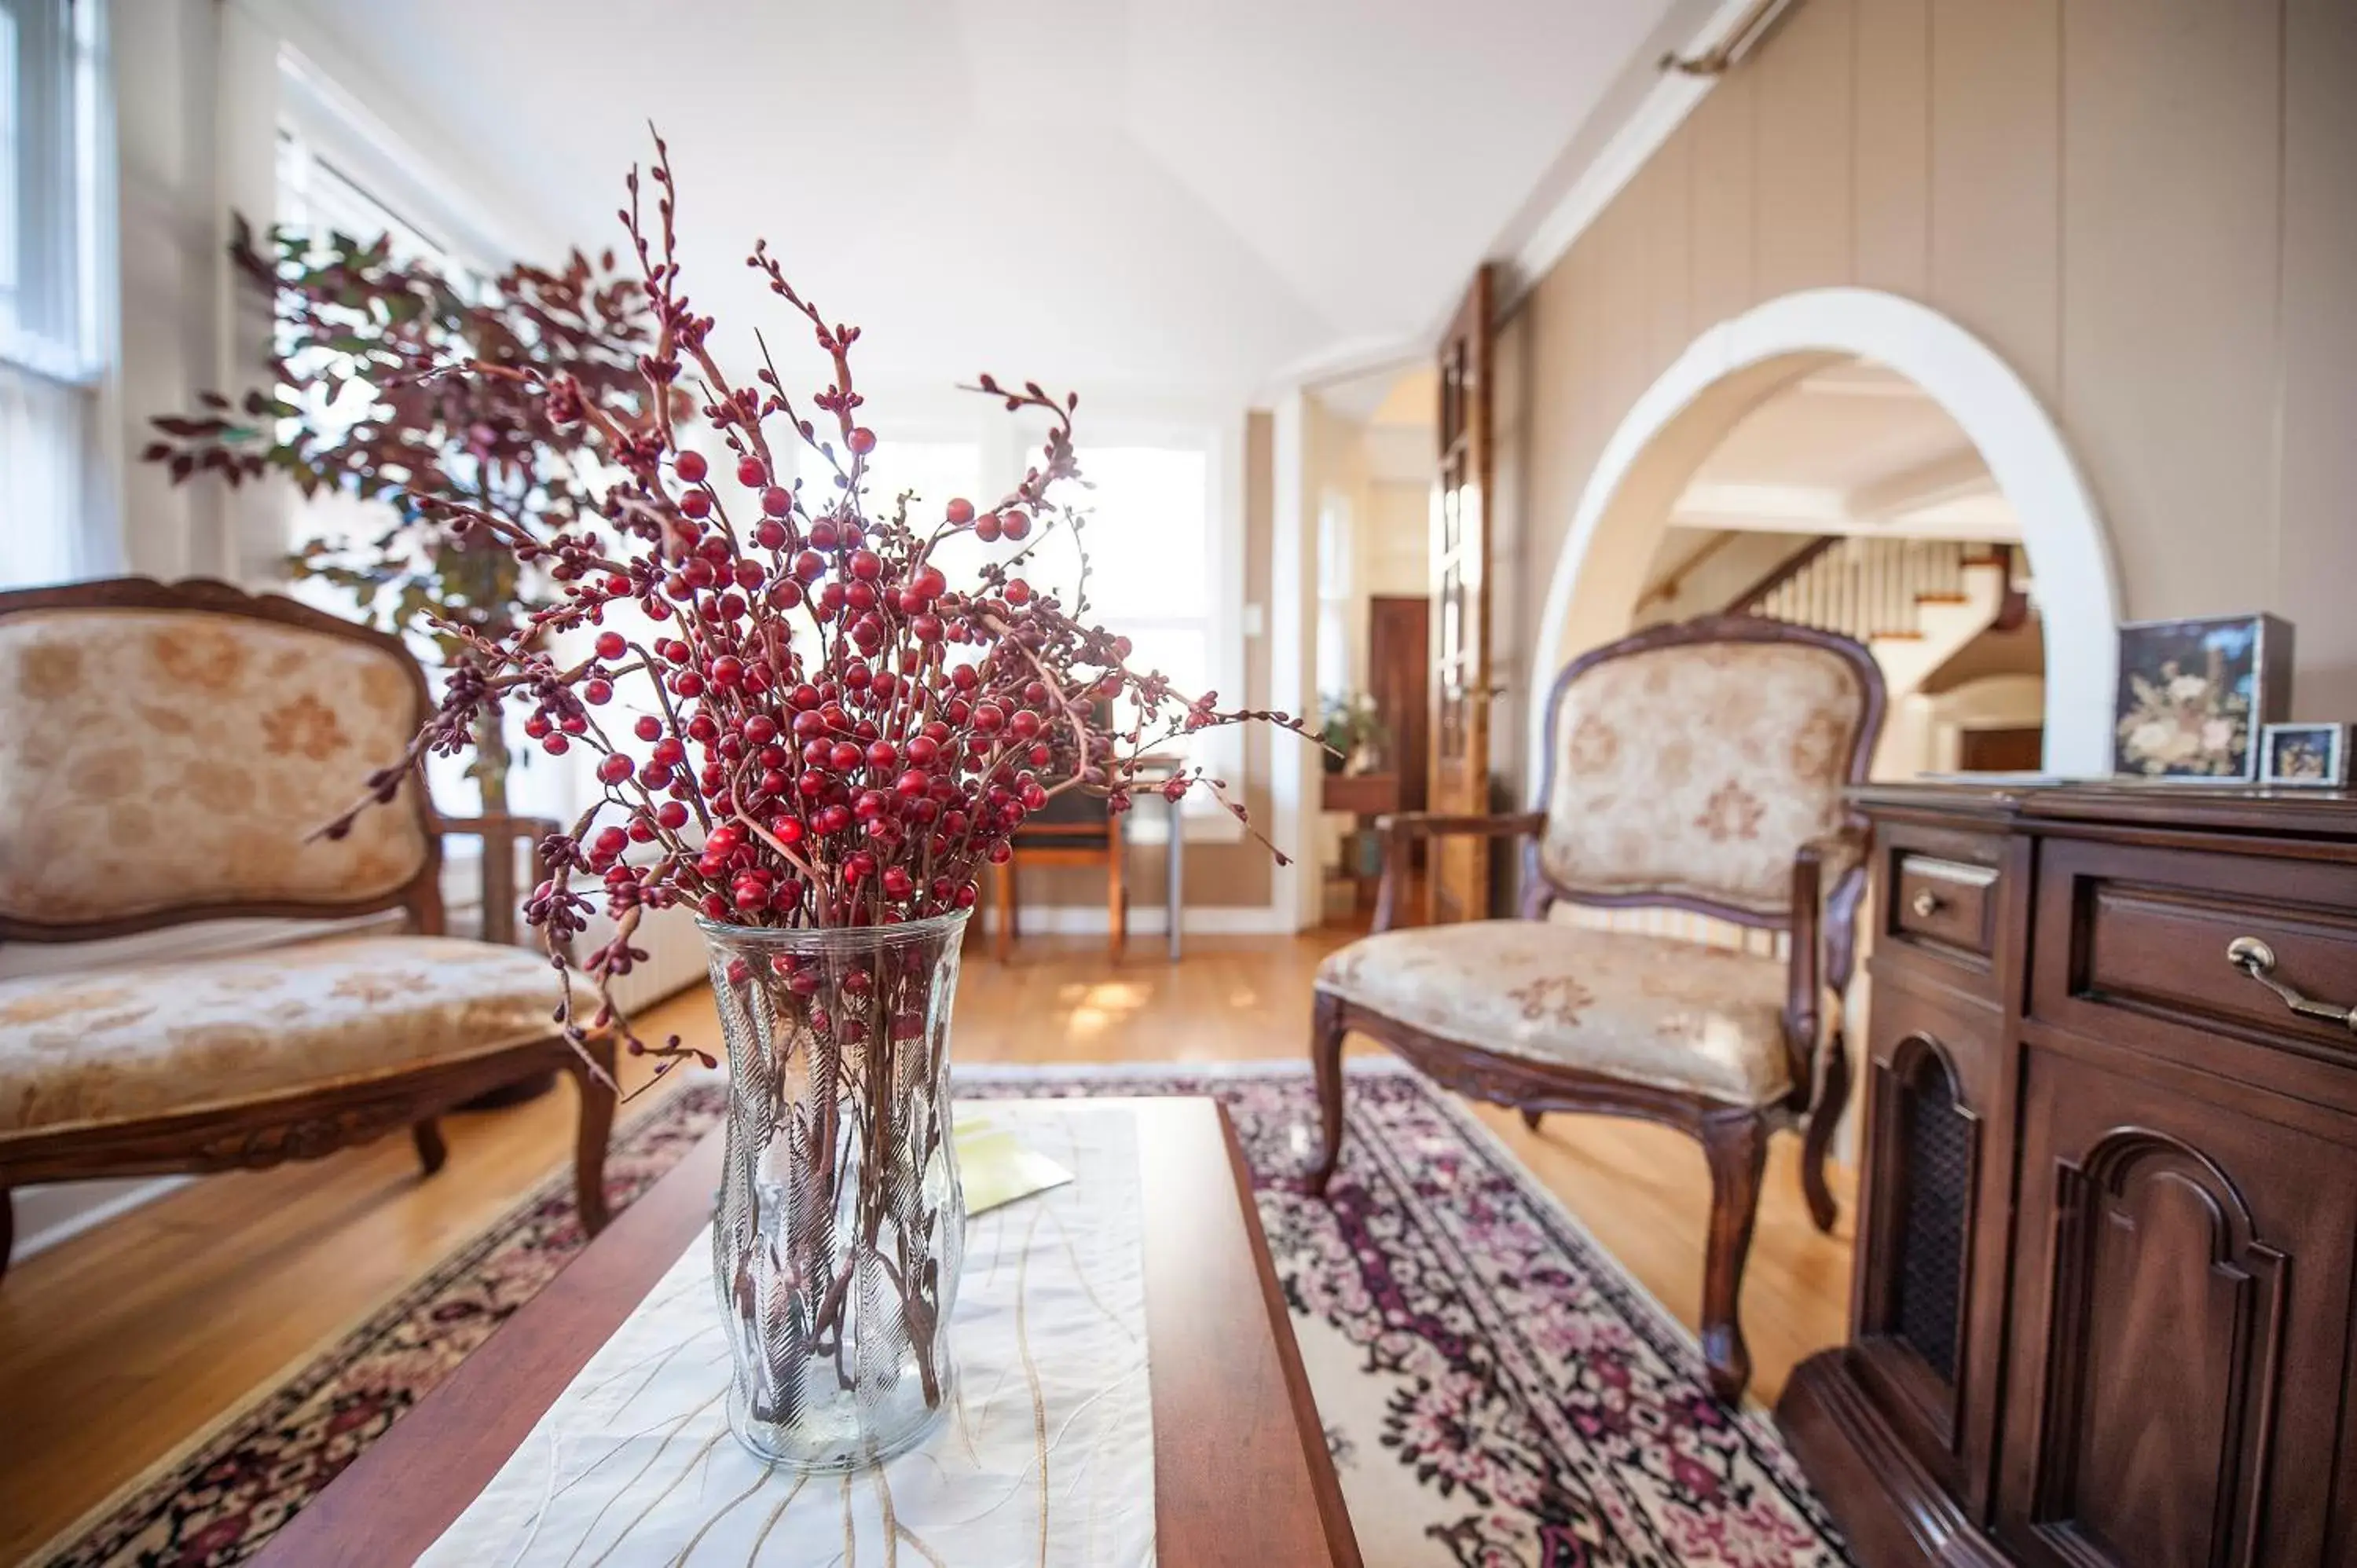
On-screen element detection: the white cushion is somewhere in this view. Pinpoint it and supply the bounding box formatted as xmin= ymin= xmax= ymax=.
xmin=1316 ymin=920 xmax=1796 ymax=1105
xmin=0 ymin=936 xmax=559 ymax=1137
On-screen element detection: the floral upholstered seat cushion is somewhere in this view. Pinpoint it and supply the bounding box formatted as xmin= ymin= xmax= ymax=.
xmin=1315 ymin=920 xmax=1796 ymax=1105
xmin=0 ymin=936 xmax=559 ymax=1138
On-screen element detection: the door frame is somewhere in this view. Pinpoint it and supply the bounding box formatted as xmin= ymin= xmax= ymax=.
xmin=1526 ymin=287 xmax=2121 ymax=798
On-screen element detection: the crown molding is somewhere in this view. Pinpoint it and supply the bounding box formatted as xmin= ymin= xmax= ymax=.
xmin=1496 ymin=0 xmax=1762 ymax=312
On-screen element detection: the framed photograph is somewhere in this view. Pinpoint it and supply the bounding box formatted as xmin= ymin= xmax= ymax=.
xmin=2259 ymin=721 xmax=2350 ymax=788
xmin=2111 ymin=614 xmax=2293 ymax=782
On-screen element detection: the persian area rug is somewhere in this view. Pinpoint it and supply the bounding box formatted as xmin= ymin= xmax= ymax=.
xmin=38 ymin=1063 xmax=1847 ymax=1568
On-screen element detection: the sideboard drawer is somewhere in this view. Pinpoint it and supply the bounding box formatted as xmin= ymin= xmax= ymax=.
xmin=2033 ymin=838 xmax=2357 ymax=1097
xmin=1892 ymin=855 xmax=1998 ymax=959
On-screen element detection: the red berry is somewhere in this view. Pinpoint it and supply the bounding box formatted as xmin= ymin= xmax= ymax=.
xmin=847 ymin=427 xmax=877 ymax=455
xmin=808 ymin=518 xmax=839 ymax=549
xmin=794 ymin=551 xmax=825 ymax=583
xmin=755 ymin=518 xmax=788 ymax=549
xmin=597 ymin=753 xmax=635 ymax=785
xmin=583 ymin=678 xmax=614 ymax=705
xmin=635 ymin=715 xmax=663 ymax=742
xmin=680 ymin=488 xmax=712 ymax=518
xmin=743 ymin=715 xmax=778 ymax=745
xmin=906 ymin=735 xmax=940 ymax=766
xmin=882 ymin=866 xmax=914 ymax=899
xmin=848 ymin=549 xmax=882 ymax=581
xmin=895 ymin=768 xmax=929 ymax=797
xmin=1005 ymin=578 xmax=1031 ymax=605
xmin=1001 ymin=510 xmax=1032 ymax=541
xmin=770 ymin=815 xmax=805 ymax=845
xmin=829 ymin=741 xmax=863 ymax=771
xmin=945 ymin=497 xmax=974 ymax=526
xmin=658 ymin=800 xmax=689 ymax=830
xmin=596 ymin=631 xmax=627 ymax=660
xmin=973 ymin=512 xmax=1003 ymax=543
xmin=911 ymin=614 xmax=943 ymax=643
xmin=738 ymin=455 xmax=767 ymax=487
xmin=866 ymin=739 xmax=897 ymax=768
xmin=543 ymin=734 xmax=570 ymax=756
xmin=675 ymin=451 xmax=708 ymax=482
xmin=762 ymin=485 xmax=791 ymax=517
xmin=709 ymin=655 xmax=744 ymax=687
xmin=673 ymin=671 xmax=705 ymax=698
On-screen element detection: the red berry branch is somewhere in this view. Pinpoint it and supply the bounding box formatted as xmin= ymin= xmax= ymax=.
xmin=320 ymin=133 xmax=1322 ymax=1084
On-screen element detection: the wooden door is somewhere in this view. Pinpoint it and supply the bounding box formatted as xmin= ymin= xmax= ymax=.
xmin=1427 ymin=266 xmax=1494 ymax=925
xmin=1995 ymin=1044 xmax=2357 ymax=1568
xmin=1365 ymin=595 xmax=1430 ymax=812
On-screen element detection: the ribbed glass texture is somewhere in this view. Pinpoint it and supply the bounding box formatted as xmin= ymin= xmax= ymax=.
xmin=700 ymin=909 xmax=969 ymax=1471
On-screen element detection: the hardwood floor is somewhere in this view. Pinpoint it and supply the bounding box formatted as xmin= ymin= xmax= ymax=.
xmin=0 ymin=929 xmax=1850 ymax=1563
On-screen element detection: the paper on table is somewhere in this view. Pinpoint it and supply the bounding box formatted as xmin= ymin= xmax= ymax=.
xmin=955 ymin=1107 xmax=1075 ymax=1214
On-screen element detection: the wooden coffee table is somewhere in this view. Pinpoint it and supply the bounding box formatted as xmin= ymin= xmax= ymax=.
xmin=258 ymin=1096 xmax=1360 ymax=1566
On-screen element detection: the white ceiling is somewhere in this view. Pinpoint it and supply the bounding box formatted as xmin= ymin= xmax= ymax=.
xmin=1673 ymin=361 xmax=2022 ymax=540
xmin=285 ymin=0 xmax=1680 ymax=407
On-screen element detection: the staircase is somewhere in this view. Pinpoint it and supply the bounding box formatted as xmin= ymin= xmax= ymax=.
xmin=1728 ymin=537 xmax=2016 ymax=707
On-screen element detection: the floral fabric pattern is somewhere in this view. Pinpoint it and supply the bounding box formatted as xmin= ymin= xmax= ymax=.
xmin=1318 ymin=921 xmax=1794 ymax=1105
xmin=1541 ymin=641 xmax=1867 ymax=916
xmin=0 ymin=608 xmax=429 ymax=927
xmin=0 ymin=936 xmax=560 ymax=1135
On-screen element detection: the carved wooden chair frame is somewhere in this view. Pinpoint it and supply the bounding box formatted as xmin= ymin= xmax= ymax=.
xmin=1307 ymin=613 xmax=1885 ymax=1402
xmin=0 ymin=577 xmax=617 ymax=1277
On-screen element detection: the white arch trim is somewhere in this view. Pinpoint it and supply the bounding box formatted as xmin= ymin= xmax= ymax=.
xmin=1527 ymin=288 xmax=2120 ymax=800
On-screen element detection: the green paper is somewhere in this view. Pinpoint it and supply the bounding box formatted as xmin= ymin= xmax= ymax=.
xmin=954 ymin=1113 xmax=1074 ymax=1217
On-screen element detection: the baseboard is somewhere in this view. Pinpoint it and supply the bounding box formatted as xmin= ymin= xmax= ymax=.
xmin=12 ymin=1175 xmax=193 ymax=1262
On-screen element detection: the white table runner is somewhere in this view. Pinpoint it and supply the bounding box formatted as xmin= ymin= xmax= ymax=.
xmin=419 ymin=1102 xmax=1153 ymax=1566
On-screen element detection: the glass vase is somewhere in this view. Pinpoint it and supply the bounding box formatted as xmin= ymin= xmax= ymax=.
xmin=700 ymin=908 xmax=970 ymax=1471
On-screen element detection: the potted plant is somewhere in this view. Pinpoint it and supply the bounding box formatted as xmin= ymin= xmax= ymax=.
xmin=317 ymin=137 xmax=1310 ymax=1472
xmin=143 ymin=220 xmax=655 ymax=816
xmin=1318 ymin=692 xmax=1390 ymax=775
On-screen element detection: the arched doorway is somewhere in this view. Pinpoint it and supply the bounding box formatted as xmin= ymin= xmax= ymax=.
xmin=1527 ymin=288 xmax=2119 ymax=797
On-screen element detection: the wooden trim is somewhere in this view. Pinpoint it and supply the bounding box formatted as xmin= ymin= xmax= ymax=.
xmin=0 ymin=576 xmax=445 ymax=945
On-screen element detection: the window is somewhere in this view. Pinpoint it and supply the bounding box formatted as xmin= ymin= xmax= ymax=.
xmin=0 ymin=0 xmax=107 ymax=589
xmin=820 ymin=419 xmax=1241 ymax=830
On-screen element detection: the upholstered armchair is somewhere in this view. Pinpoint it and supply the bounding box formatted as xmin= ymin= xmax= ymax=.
xmin=1307 ymin=615 xmax=1884 ymax=1403
xmin=0 ymin=577 xmax=617 ymax=1277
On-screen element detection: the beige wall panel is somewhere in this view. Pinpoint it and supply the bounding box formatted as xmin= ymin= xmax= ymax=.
xmin=1593 ymin=194 xmax=1658 ymax=459
xmin=2278 ymin=0 xmax=2357 ymax=718
xmin=1637 ymin=131 xmax=1695 ymax=368
xmin=1688 ymin=68 xmax=1759 ymax=329
xmin=1926 ymin=0 xmax=2060 ymax=394
xmin=1754 ymin=0 xmax=1857 ymax=298
xmin=2060 ymin=0 xmax=2282 ymax=637
xmin=1853 ymin=0 xmax=1932 ymax=295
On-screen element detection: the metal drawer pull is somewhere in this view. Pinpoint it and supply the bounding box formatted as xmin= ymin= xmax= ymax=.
xmin=2226 ymin=937 xmax=2357 ymax=1034
xmin=1910 ymin=889 xmax=1944 ymax=919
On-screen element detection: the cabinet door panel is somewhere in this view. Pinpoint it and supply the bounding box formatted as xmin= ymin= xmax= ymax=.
xmin=1999 ymin=1044 xmax=2354 ymax=1568
xmin=1849 ymin=980 xmax=2007 ymax=1514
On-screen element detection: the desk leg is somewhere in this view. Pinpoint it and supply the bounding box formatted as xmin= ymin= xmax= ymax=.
xmin=1167 ymin=797 xmax=1184 ymax=962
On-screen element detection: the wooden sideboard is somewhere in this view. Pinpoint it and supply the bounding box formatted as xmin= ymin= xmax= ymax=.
xmin=1778 ymin=782 xmax=2357 ymax=1568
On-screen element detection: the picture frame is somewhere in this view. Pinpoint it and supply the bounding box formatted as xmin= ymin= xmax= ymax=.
xmin=2259 ymin=721 xmax=2350 ymax=788
xmin=2110 ymin=613 xmax=2293 ymax=782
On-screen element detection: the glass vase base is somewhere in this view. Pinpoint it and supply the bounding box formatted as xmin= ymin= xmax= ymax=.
xmin=726 ymin=1376 xmax=955 ymax=1473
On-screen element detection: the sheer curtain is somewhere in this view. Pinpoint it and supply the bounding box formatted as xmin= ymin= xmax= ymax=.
xmin=0 ymin=357 xmax=106 ymax=586
xmin=0 ymin=0 xmax=110 ymax=590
